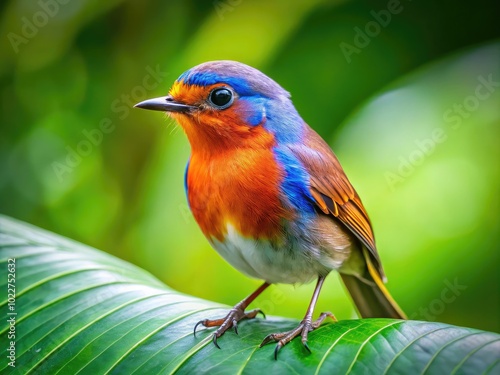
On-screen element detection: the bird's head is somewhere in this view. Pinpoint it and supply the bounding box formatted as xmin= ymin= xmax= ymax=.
xmin=135 ymin=60 xmax=302 ymax=154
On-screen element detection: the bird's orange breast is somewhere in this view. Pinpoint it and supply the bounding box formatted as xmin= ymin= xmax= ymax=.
xmin=186 ymin=141 xmax=291 ymax=243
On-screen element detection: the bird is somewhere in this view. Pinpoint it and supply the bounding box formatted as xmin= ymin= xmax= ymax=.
xmin=135 ymin=60 xmax=406 ymax=359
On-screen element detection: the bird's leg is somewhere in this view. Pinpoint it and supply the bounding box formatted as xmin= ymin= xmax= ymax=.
xmin=194 ymin=282 xmax=270 ymax=348
xmin=260 ymin=276 xmax=336 ymax=359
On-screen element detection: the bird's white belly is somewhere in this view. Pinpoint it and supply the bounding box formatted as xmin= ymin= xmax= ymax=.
xmin=210 ymin=224 xmax=346 ymax=284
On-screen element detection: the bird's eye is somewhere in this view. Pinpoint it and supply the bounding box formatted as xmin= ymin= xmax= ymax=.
xmin=208 ymin=88 xmax=233 ymax=109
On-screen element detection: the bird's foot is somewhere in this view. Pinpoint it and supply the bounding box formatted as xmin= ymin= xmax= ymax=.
xmin=194 ymin=305 xmax=265 ymax=348
xmin=260 ymin=312 xmax=336 ymax=359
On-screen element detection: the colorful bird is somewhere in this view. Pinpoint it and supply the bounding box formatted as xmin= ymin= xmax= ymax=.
xmin=135 ymin=60 xmax=406 ymax=358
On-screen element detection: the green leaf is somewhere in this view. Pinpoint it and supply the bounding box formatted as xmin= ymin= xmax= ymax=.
xmin=0 ymin=215 xmax=498 ymax=375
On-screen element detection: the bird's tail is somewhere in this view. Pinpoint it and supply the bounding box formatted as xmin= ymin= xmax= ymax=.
xmin=340 ymin=253 xmax=407 ymax=319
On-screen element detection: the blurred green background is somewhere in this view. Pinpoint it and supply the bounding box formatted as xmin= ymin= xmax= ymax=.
xmin=1 ymin=0 xmax=498 ymax=332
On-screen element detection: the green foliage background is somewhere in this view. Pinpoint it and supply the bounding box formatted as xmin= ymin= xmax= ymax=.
xmin=1 ymin=0 xmax=498 ymax=334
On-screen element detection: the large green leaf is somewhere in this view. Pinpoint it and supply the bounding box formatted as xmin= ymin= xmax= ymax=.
xmin=0 ymin=215 xmax=498 ymax=375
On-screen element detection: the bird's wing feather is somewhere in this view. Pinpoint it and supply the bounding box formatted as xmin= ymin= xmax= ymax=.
xmin=290 ymin=125 xmax=385 ymax=279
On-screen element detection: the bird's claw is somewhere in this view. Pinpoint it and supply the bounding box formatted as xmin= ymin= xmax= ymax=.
xmin=274 ymin=342 xmax=283 ymax=360
xmin=260 ymin=311 xmax=335 ymax=359
xmin=212 ymin=333 xmax=221 ymax=349
xmin=193 ymin=319 xmax=208 ymax=337
xmin=193 ymin=306 xmax=265 ymax=348
xmin=256 ymin=309 xmax=266 ymax=319
xmin=233 ymin=319 xmax=239 ymax=335
xmin=303 ymin=341 xmax=311 ymax=353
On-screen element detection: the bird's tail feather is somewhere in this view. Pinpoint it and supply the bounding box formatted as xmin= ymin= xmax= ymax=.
xmin=340 ymin=254 xmax=407 ymax=319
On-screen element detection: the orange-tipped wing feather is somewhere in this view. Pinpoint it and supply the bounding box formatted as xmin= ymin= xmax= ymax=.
xmin=291 ymin=124 xmax=385 ymax=281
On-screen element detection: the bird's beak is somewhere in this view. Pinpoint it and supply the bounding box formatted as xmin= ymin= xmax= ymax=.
xmin=134 ymin=96 xmax=196 ymax=113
